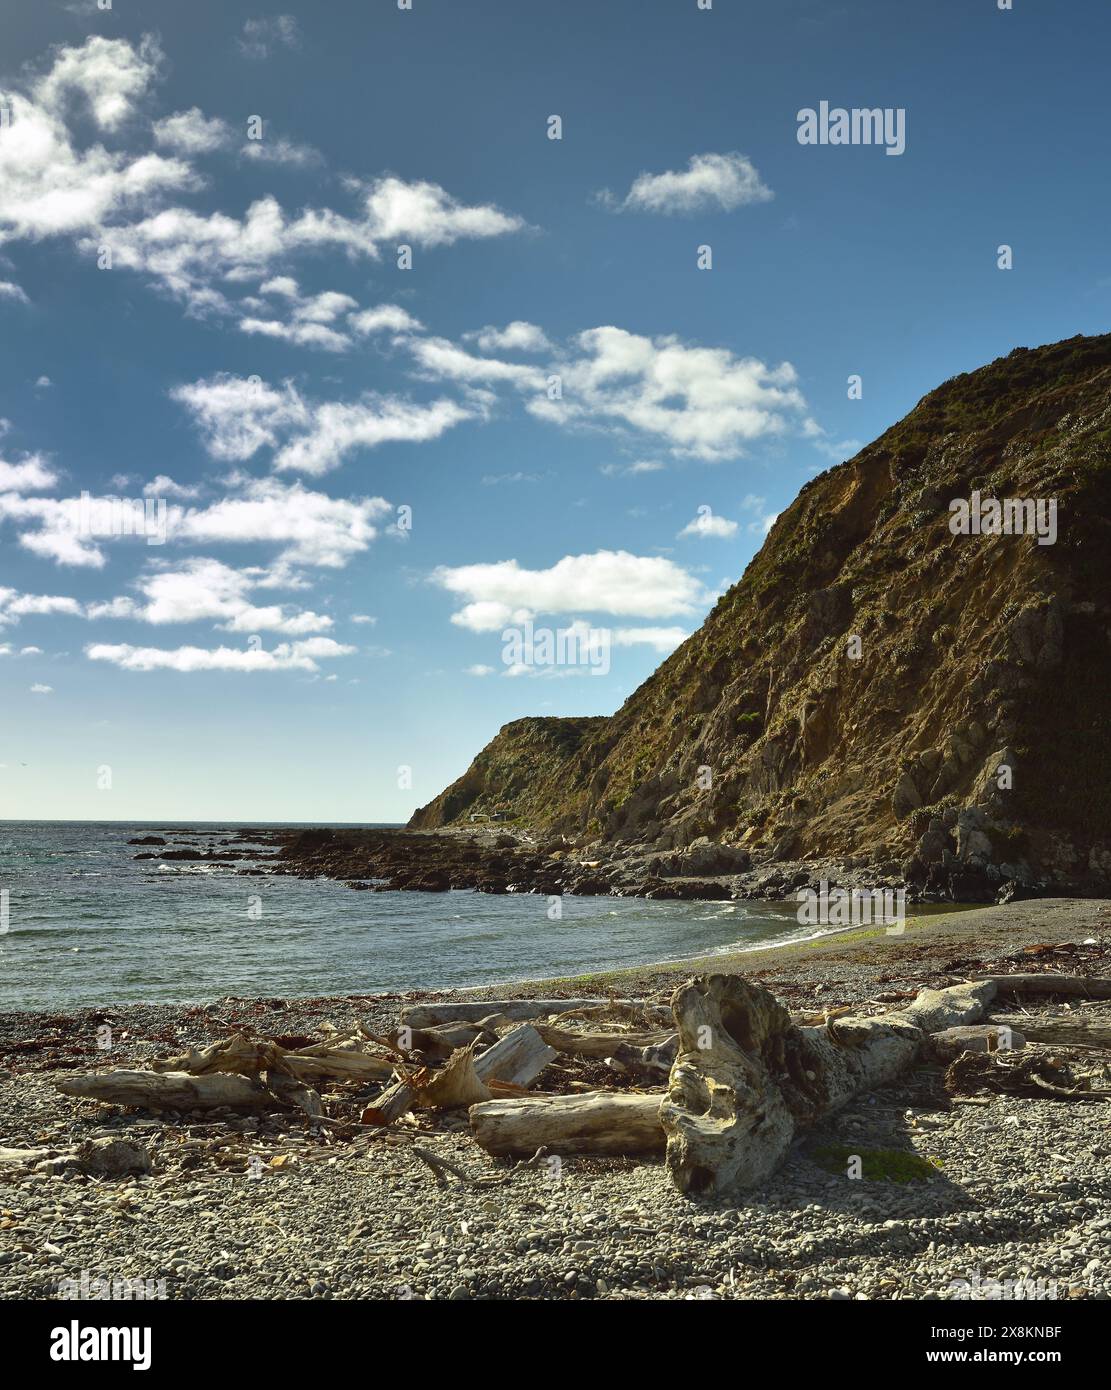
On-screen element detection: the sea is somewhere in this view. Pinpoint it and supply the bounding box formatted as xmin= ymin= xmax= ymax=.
xmin=0 ymin=821 xmax=823 ymax=1012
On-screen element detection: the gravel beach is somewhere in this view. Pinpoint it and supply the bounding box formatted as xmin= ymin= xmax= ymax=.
xmin=2 ymin=899 xmax=1109 ymax=1302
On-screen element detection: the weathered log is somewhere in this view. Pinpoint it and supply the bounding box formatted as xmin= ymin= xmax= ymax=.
xmin=400 ymin=998 xmax=614 ymax=1029
xmin=56 ymin=1069 xmax=276 ymax=1111
xmin=473 ymin=1024 xmax=556 ymax=1087
xmin=469 ymin=1090 xmax=666 ymax=1157
xmin=534 ymin=1025 xmax=674 ymax=1059
xmin=931 ymin=1024 xmax=1027 ymax=1062
xmin=152 ymin=1033 xmax=394 ymax=1083
xmin=401 ymin=1021 xmax=498 ymax=1059
xmin=987 ymin=1012 xmax=1111 ymax=1049
xmin=973 ymin=974 xmax=1111 ymax=999
xmin=0 ymin=1138 xmax=150 ymax=1174
xmin=660 ymin=974 xmax=996 ymax=1195
xmin=0 ymin=1146 xmax=51 ymax=1165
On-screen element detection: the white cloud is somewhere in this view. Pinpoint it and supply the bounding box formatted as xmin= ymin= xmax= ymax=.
xmin=0 ymin=37 xmax=195 ymax=244
xmin=237 ymin=16 xmax=301 ymax=62
xmin=35 ymin=33 xmax=163 ymax=131
xmin=466 ymin=664 xmax=495 ymax=676
xmin=612 ymin=626 xmax=689 ymax=653
xmin=0 ymin=36 xmax=525 ymax=325
xmin=351 ymin=614 xmax=376 ymax=625
xmin=354 ymin=175 xmax=526 ymax=248
xmin=153 ymin=108 xmax=232 ymax=155
xmin=679 ymin=509 xmax=739 ymax=539
xmin=20 ymin=645 xmax=43 ymax=655
xmin=178 ymin=477 xmax=393 ymax=568
xmin=143 ymin=474 xmax=200 ymax=499
xmin=170 ymin=375 xmax=308 ymax=459
xmin=0 ymin=587 xmax=83 ymax=623
xmin=349 ymin=304 xmax=422 ymax=336
xmin=603 ymin=153 xmax=773 ymax=215
xmin=433 ymin=551 xmax=705 ymax=630
xmin=0 ymin=475 xmax=393 ymax=570
xmin=531 ymin=327 xmax=808 ymax=461
xmin=0 ymin=280 xmax=29 ymax=303
xmin=237 ymin=286 xmax=419 ymax=352
xmin=240 ymin=135 xmax=320 ymax=168
xmin=600 ymin=459 xmax=664 ymax=477
xmin=238 ymin=281 xmax=356 ymax=351
xmin=94 ymin=558 xmax=332 ymax=634
xmin=406 ymin=335 xmax=546 ymax=393
xmin=468 ymin=321 xmax=551 ymax=354
xmin=87 ymin=635 xmax=352 ymax=673
xmin=277 ymin=396 xmax=473 ymax=475
xmin=30 ymin=682 xmax=52 ymax=693
xmin=92 ymin=177 xmax=525 ymax=315
xmin=0 ymin=454 xmax=58 ymax=490
xmin=172 ymin=372 xmax=474 ymax=474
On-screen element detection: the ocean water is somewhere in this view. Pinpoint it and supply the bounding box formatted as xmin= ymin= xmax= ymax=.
xmin=0 ymin=821 xmax=814 ymax=1012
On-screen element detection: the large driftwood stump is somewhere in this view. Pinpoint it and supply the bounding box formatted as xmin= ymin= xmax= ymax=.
xmin=660 ymin=974 xmax=996 ymax=1195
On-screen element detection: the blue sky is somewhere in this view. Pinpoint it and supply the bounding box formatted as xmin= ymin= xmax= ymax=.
xmin=0 ymin=0 xmax=1108 ymax=822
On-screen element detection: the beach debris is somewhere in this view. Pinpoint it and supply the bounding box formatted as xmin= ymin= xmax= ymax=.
xmin=659 ymin=975 xmax=996 ymax=1195
xmin=930 ymin=1024 xmax=1027 ymax=1062
xmin=37 ymin=968 xmax=1109 ymax=1197
xmin=971 ymin=973 xmax=1111 ymax=999
xmin=945 ymin=1049 xmax=1111 ymax=1101
xmin=150 ymin=1030 xmax=395 ymax=1084
xmin=533 ymin=1025 xmax=675 ymax=1060
xmin=362 ymin=1023 xmax=557 ymax=1124
xmin=469 ymin=1090 xmax=666 ymax=1158
xmin=0 ymin=1137 xmax=151 ymax=1176
xmin=398 ymin=998 xmax=625 ymax=1029
xmin=985 ymin=1010 xmax=1111 ymax=1050
xmin=56 ymin=1069 xmax=277 ymax=1111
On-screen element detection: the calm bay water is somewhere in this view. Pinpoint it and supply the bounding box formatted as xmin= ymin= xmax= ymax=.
xmin=0 ymin=821 xmax=812 ymax=1012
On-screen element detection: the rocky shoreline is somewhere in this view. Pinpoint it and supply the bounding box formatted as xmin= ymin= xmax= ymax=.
xmin=1 ymin=900 xmax=1108 ymax=1302
xmin=127 ymin=821 xmax=1095 ymax=906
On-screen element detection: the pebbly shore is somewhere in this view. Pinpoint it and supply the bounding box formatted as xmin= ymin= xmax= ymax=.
xmin=1 ymin=899 xmax=1108 ymax=1302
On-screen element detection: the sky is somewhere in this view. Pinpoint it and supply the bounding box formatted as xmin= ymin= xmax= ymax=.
xmin=0 ymin=0 xmax=1108 ymax=822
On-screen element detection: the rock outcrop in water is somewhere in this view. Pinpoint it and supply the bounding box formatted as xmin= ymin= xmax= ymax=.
xmin=411 ymin=334 xmax=1111 ymax=899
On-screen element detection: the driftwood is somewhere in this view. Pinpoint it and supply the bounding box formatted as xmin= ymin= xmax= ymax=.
xmin=605 ymin=1036 xmax=679 ymax=1079
xmin=151 ymin=1032 xmax=394 ymax=1083
xmin=946 ymin=1049 xmax=1111 ymax=1100
xmin=534 ymin=1025 xmax=675 ymax=1059
xmin=469 ymin=1090 xmax=666 ymax=1157
xmin=931 ymin=1024 xmax=1026 ymax=1063
xmin=660 ymin=974 xmax=996 ymax=1194
xmin=987 ymin=1012 xmax=1111 ymax=1049
xmin=0 ymin=1146 xmax=51 ymax=1165
xmin=362 ymin=1024 xmax=557 ymax=1124
xmin=401 ymin=1020 xmax=500 ymax=1059
xmin=400 ymin=999 xmax=616 ymax=1029
xmin=973 ymin=974 xmax=1111 ymax=999
xmin=0 ymin=1137 xmax=150 ymax=1175
xmin=56 ymin=1069 xmax=276 ymax=1111
xmin=550 ymin=1001 xmax=673 ymax=1028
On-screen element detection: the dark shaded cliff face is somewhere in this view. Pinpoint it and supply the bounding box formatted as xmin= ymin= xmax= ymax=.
xmin=411 ymin=334 xmax=1111 ymax=884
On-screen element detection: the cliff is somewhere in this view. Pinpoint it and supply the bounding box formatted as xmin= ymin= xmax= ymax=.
xmin=411 ymin=334 xmax=1111 ymax=891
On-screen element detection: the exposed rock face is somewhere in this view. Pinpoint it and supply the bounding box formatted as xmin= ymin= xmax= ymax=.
xmin=411 ymin=335 xmax=1111 ymax=892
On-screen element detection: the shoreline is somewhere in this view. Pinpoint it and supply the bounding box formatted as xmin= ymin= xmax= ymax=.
xmin=2 ymin=896 xmax=1105 ymax=1040
xmin=2 ymin=899 xmax=1108 ymax=1304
